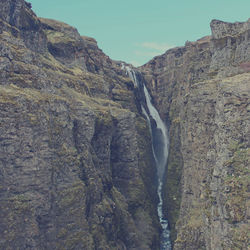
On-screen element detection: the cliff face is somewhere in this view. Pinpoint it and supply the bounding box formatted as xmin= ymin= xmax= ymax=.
xmin=0 ymin=1 xmax=160 ymax=249
xmin=141 ymin=19 xmax=250 ymax=250
xmin=0 ymin=1 xmax=249 ymax=250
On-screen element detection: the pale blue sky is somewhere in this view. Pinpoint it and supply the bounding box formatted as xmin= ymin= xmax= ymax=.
xmin=29 ymin=0 xmax=250 ymax=66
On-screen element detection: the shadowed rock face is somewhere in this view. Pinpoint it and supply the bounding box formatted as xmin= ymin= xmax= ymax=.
xmin=0 ymin=1 xmax=160 ymax=249
xmin=141 ymin=18 xmax=250 ymax=250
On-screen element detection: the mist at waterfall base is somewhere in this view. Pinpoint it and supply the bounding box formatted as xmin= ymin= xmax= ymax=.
xmin=124 ymin=65 xmax=171 ymax=250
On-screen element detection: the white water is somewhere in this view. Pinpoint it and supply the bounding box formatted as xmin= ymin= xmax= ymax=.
xmin=122 ymin=64 xmax=139 ymax=87
xmin=143 ymin=85 xmax=169 ymax=181
xmin=124 ymin=66 xmax=171 ymax=250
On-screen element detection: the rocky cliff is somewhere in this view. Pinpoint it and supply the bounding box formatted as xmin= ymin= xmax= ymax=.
xmin=0 ymin=1 xmax=160 ymax=249
xmin=0 ymin=1 xmax=249 ymax=250
xmin=141 ymin=19 xmax=250 ymax=250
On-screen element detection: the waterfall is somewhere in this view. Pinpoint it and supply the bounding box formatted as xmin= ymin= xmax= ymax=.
xmin=123 ymin=65 xmax=171 ymax=250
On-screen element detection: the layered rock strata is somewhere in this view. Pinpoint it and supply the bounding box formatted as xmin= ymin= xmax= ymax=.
xmin=141 ymin=19 xmax=250 ymax=250
xmin=0 ymin=1 xmax=160 ymax=249
xmin=0 ymin=1 xmax=249 ymax=249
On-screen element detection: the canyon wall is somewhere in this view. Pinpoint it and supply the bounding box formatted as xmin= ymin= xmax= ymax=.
xmin=141 ymin=19 xmax=250 ymax=250
xmin=0 ymin=1 xmax=160 ymax=249
xmin=0 ymin=1 xmax=249 ymax=249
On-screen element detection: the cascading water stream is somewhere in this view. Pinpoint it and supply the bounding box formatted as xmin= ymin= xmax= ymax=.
xmin=123 ymin=65 xmax=171 ymax=250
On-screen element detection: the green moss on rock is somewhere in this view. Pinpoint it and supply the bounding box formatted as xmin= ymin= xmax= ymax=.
xmin=163 ymin=121 xmax=183 ymax=243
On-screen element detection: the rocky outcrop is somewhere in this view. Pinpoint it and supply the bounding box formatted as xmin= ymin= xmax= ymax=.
xmin=210 ymin=19 xmax=250 ymax=77
xmin=39 ymin=17 xmax=117 ymax=75
xmin=0 ymin=0 xmax=47 ymax=53
xmin=0 ymin=1 xmax=160 ymax=249
xmin=141 ymin=19 xmax=250 ymax=250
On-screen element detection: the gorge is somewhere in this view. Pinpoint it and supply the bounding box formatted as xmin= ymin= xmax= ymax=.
xmin=0 ymin=1 xmax=249 ymax=249
xmin=124 ymin=66 xmax=171 ymax=249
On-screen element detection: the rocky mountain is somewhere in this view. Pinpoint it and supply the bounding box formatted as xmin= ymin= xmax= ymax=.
xmin=0 ymin=1 xmax=160 ymax=249
xmin=141 ymin=19 xmax=250 ymax=249
xmin=0 ymin=0 xmax=249 ymax=249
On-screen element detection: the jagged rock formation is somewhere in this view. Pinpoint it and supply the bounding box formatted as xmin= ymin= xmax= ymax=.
xmin=141 ymin=19 xmax=250 ymax=250
xmin=0 ymin=1 xmax=249 ymax=250
xmin=0 ymin=1 xmax=160 ymax=249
